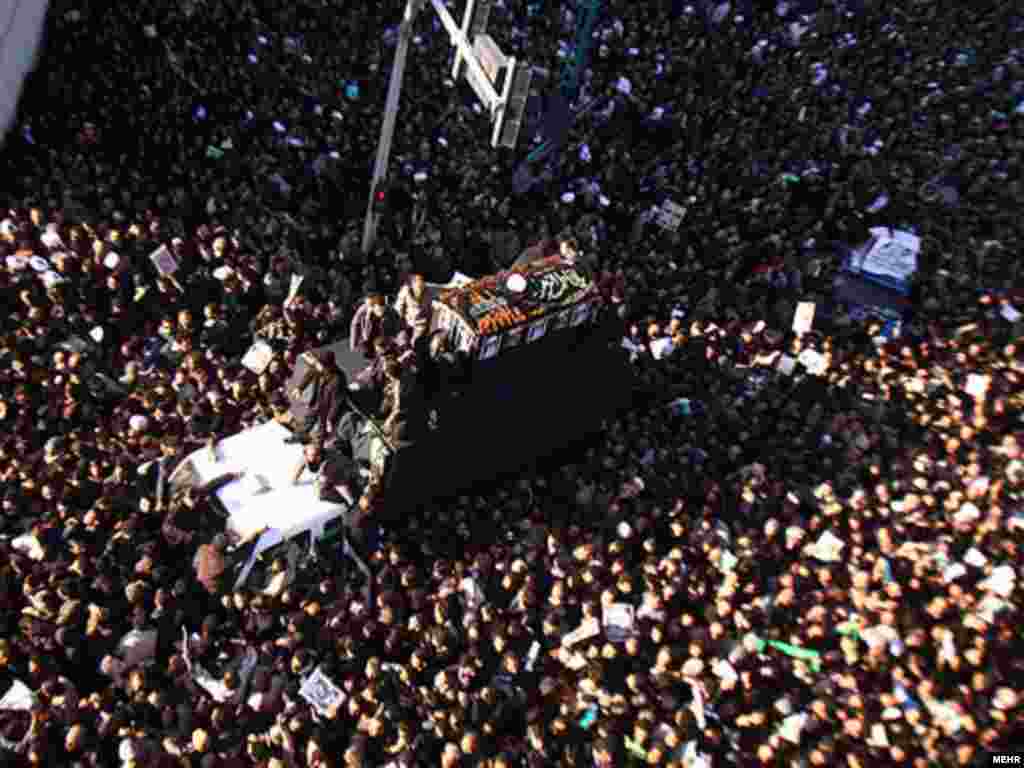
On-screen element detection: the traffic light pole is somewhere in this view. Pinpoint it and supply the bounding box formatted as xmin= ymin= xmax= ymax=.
xmin=362 ymin=0 xmax=424 ymax=256
xmin=362 ymin=0 xmax=526 ymax=255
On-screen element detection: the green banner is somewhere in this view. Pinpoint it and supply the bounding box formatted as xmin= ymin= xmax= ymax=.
xmin=754 ymin=636 xmax=822 ymax=672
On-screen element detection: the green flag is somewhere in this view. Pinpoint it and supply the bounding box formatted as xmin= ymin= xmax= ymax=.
xmin=837 ymin=621 xmax=862 ymax=638
xmin=753 ymin=636 xmax=822 ymax=672
xmin=206 ymin=145 xmax=225 ymax=160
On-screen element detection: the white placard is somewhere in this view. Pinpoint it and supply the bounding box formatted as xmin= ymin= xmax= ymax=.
xmin=0 ymin=680 xmax=36 ymax=711
xmin=857 ymin=228 xmax=920 ymax=283
xmin=965 ymin=374 xmax=989 ymax=399
xmin=689 ymin=681 xmax=707 ymax=729
xmin=603 ymin=603 xmax=635 ymax=642
xmin=117 ymin=628 xmax=158 ymax=667
xmin=650 ymin=337 xmax=675 ymax=360
xmin=287 ymin=274 xmax=304 ymax=302
xmin=182 ymin=627 xmax=192 ymax=672
xmin=868 ymin=723 xmax=890 ymax=748
xmin=778 ymin=713 xmax=808 ymax=744
xmin=810 ymin=530 xmax=845 ymax=562
xmin=792 ymin=302 xmax=816 ymax=335
xmin=299 ymin=667 xmax=345 ymax=716
xmin=979 ymin=565 xmax=1016 ymax=598
xmin=40 ymin=229 xmax=64 ymax=250
xmin=193 ymin=665 xmax=232 ymax=702
xmin=799 ymin=348 xmax=828 ymax=376
xmin=963 ymin=548 xmax=987 ymax=568
xmin=448 ymin=272 xmax=474 ymax=288
xmin=562 ymin=617 xmax=601 ymax=648
xmin=1001 ymin=304 xmax=1021 ymax=323
xmin=241 ymin=341 xmax=275 ymax=375
xmin=656 ymin=200 xmax=686 ymax=232
xmin=557 ymin=648 xmax=589 ymax=671
xmin=149 ymin=244 xmax=179 ymax=276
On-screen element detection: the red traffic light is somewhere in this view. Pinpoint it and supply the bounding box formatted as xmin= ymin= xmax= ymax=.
xmin=373 ymin=184 xmax=390 ymax=214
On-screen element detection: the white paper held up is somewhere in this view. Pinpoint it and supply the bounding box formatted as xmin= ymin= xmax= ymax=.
xmin=149 ymin=244 xmax=179 ymax=276
xmin=792 ymin=301 xmax=816 ymax=335
xmin=300 ymin=667 xmax=345 ymax=716
xmin=603 ymin=603 xmax=635 ymax=642
xmin=810 ymin=530 xmax=845 ymax=562
xmin=241 ymin=341 xmax=275 ymax=375
xmin=0 ymin=680 xmax=36 ymax=711
xmin=777 ymin=355 xmax=797 ymax=376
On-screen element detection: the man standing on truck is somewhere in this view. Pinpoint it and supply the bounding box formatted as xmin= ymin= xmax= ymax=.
xmin=289 ymin=349 xmax=349 ymax=440
xmin=394 ymin=273 xmax=432 ymax=343
xmin=350 ymin=293 xmax=402 ymax=359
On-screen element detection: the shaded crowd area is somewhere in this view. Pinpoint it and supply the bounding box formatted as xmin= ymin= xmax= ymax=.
xmin=1 ymin=0 xmax=1023 ymax=767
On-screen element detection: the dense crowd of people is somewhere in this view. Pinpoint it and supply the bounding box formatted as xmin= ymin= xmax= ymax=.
xmin=2 ymin=0 xmax=1024 ymax=766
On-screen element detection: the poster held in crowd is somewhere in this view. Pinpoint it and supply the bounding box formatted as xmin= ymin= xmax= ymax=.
xmin=798 ymin=348 xmax=828 ymax=376
xmin=650 ymin=337 xmax=674 ymax=360
xmin=287 ymin=274 xmax=304 ymax=303
xmin=242 ymin=340 xmax=275 ymax=375
xmin=561 ymin=617 xmax=600 ymax=648
xmin=792 ymin=302 xmax=816 ymax=335
xmin=117 ymin=628 xmax=158 ymax=667
xmin=0 ymin=680 xmax=35 ymax=711
xmin=655 ymin=199 xmax=686 ymax=232
xmin=556 ymin=647 xmax=589 ymax=671
xmin=149 ymin=244 xmax=179 ymax=275
xmin=299 ymin=667 xmax=345 ymax=716
xmin=603 ymin=603 xmax=636 ymax=642
xmin=810 ymin=530 xmax=845 ymax=562
xmin=845 ymin=227 xmax=920 ymax=295
xmin=965 ymin=373 xmax=989 ymax=399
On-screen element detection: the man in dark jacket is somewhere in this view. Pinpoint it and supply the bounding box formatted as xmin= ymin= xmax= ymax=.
xmin=290 ymin=349 xmax=349 ymax=439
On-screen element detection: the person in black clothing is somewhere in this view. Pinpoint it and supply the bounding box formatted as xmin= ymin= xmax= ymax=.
xmin=289 ymin=348 xmax=349 ymax=440
xmin=291 ymin=439 xmax=363 ymax=508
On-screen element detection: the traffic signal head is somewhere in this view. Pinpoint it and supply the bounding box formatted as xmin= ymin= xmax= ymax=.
xmin=373 ymin=184 xmax=389 ymax=214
